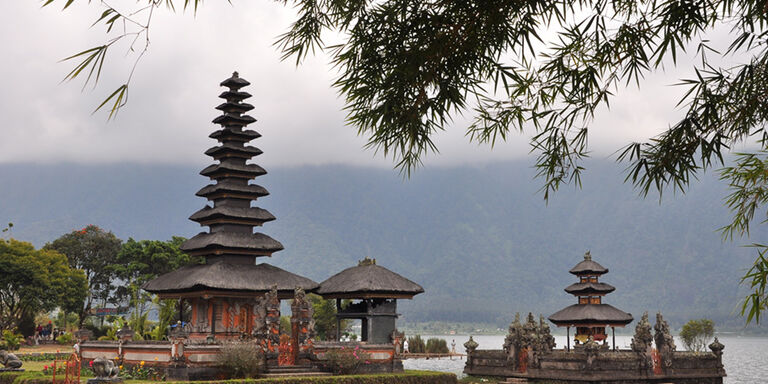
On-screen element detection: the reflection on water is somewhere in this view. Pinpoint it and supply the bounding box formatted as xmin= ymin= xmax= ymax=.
xmin=402 ymin=335 xmax=768 ymax=384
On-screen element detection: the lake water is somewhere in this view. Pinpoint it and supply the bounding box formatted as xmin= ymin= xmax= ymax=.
xmin=402 ymin=334 xmax=768 ymax=384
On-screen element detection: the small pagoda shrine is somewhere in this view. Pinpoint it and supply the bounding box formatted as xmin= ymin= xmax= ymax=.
xmin=317 ymin=257 xmax=423 ymax=344
xmin=548 ymin=251 xmax=632 ymax=350
xmin=142 ymin=73 xmax=318 ymax=346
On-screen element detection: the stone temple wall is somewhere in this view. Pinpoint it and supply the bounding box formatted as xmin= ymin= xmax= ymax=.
xmin=465 ymin=348 xmax=725 ymax=384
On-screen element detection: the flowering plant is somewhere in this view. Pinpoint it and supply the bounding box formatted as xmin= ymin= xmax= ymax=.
xmin=324 ymin=345 xmax=371 ymax=374
xmin=120 ymin=363 xmax=163 ymax=381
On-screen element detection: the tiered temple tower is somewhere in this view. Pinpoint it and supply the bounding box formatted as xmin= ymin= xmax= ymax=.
xmin=143 ymin=72 xmax=318 ymax=341
xmin=548 ymin=251 xmax=632 ymax=350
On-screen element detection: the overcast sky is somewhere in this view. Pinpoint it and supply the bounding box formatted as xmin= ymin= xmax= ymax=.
xmin=0 ymin=1 xmax=739 ymax=169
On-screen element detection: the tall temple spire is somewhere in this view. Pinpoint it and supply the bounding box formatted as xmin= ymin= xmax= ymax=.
xmin=180 ymin=72 xmax=284 ymax=264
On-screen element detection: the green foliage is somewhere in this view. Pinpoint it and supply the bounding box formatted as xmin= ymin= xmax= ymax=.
xmin=112 ymin=237 xmax=194 ymax=337
xmin=54 ymin=311 xmax=80 ymax=333
xmin=16 ymin=353 xmax=69 ymax=362
xmin=407 ymin=335 xmax=426 ymax=353
xmin=216 ymin=342 xmax=264 ymax=379
xmin=425 ymin=338 xmax=449 ymax=354
xmin=0 ymin=239 xmax=88 ymax=332
xmin=56 ymin=332 xmax=74 ymax=346
xmin=323 ymin=346 xmax=371 ymax=375
xmin=280 ymin=316 xmax=291 ymax=335
xmin=309 ymin=294 xmax=348 ymax=341
xmin=680 ymin=319 xmax=715 ymax=352
xmin=120 ymin=362 xmax=164 ymax=381
xmin=0 ymin=330 xmax=23 ymax=351
xmin=44 ymin=225 xmax=122 ymax=326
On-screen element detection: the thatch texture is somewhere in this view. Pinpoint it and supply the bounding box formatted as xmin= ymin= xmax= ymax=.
xmin=142 ymin=262 xmax=318 ymax=294
xmin=564 ymin=282 xmax=616 ymax=295
xmin=569 ymin=258 xmax=608 ymax=275
xmin=209 ymin=128 xmax=261 ymax=142
xmin=180 ymin=232 xmax=283 ymax=254
xmin=548 ymin=304 xmax=633 ymax=326
xmin=189 ymin=206 xmax=275 ymax=224
xmin=200 ymin=163 xmax=266 ymax=179
xmin=196 ymin=182 xmax=269 ymax=199
xmin=317 ymin=263 xmax=424 ymax=299
xmin=205 ymin=143 xmax=262 ymax=159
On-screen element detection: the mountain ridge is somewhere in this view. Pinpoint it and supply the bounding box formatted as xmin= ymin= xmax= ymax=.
xmin=0 ymin=160 xmax=761 ymax=329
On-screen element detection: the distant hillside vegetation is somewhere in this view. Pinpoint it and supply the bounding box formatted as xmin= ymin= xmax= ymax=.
xmin=0 ymin=160 xmax=762 ymax=328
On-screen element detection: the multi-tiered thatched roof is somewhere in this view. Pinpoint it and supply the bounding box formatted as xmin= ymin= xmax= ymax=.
xmin=143 ymin=72 xmax=317 ymax=298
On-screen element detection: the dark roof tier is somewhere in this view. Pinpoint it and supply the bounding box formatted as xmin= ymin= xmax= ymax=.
xmin=569 ymin=252 xmax=609 ymax=275
xmin=200 ymin=163 xmax=267 ymax=179
xmin=212 ymin=114 xmax=257 ymax=127
xmin=220 ymin=72 xmax=251 ymax=90
xmin=317 ymin=262 xmax=424 ymax=299
xmin=564 ymin=282 xmax=616 ymax=295
xmin=142 ymin=262 xmax=318 ymax=295
xmin=189 ymin=206 xmax=275 ymax=226
xmin=216 ymin=102 xmax=254 ymax=114
xmin=549 ymin=304 xmax=633 ymax=327
xmin=205 ymin=143 xmax=262 ymax=160
xmin=209 ymin=128 xmax=261 ymax=143
xmin=218 ymin=90 xmax=252 ymax=103
xmin=196 ymin=182 xmax=269 ymax=200
xmin=181 ymin=232 xmax=284 ymax=256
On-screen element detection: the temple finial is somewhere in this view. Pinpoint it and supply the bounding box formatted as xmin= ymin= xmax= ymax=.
xmin=233 ymin=71 xmax=239 ymax=78
xmin=584 ymin=251 xmax=591 ymax=261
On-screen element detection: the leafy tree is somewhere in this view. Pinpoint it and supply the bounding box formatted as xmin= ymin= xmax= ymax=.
xmin=308 ymin=294 xmax=348 ymax=341
xmin=112 ymin=237 xmax=198 ymax=336
xmin=0 ymin=239 xmax=88 ymax=333
xmin=40 ymin=0 xmax=768 ymax=321
xmin=45 ymin=225 xmax=122 ymax=327
xmin=679 ymin=318 xmax=715 ymax=352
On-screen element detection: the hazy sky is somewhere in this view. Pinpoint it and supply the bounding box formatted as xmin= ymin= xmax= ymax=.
xmin=0 ymin=1 xmax=733 ymax=169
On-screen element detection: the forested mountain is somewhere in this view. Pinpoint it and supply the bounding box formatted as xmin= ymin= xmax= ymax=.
xmin=0 ymin=160 xmax=762 ymax=329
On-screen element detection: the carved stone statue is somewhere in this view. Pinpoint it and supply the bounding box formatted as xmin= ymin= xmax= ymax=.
xmin=503 ymin=313 xmax=522 ymax=356
xmin=291 ymin=286 xmax=314 ymax=349
xmin=631 ymin=311 xmax=653 ymax=352
xmin=583 ymin=336 xmax=600 ymax=369
xmin=88 ymin=357 xmax=121 ymax=384
xmin=0 ymin=350 xmax=22 ymax=369
xmin=653 ymin=312 xmax=676 ymax=372
xmin=463 ymin=336 xmax=479 ymax=353
xmin=537 ymin=315 xmax=556 ymax=352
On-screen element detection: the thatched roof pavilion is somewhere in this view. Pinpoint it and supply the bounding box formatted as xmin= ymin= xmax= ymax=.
xmin=318 ymin=258 xmax=423 ymax=344
xmin=548 ymin=252 xmax=632 ymax=350
xmin=317 ymin=259 xmax=424 ymax=299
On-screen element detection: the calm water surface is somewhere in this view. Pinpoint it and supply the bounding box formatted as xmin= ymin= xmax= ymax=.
xmin=402 ymin=335 xmax=768 ymax=384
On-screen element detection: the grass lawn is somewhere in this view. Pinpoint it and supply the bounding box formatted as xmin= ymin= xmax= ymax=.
xmin=17 ymin=361 xmax=55 ymax=372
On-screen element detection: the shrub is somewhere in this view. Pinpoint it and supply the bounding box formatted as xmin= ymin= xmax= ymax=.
xmin=407 ymin=335 xmax=426 ymax=353
xmin=0 ymin=330 xmax=23 ymax=351
xmin=680 ymin=319 xmax=715 ymax=352
xmin=426 ymin=338 xmax=449 ymax=354
xmin=323 ymin=346 xmax=371 ymax=375
xmin=121 ymin=361 xmax=163 ymax=381
xmin=216 ymin=342 xmax=264 ymax=379
xmin=57 ymin=333 xmax=74 ymax=346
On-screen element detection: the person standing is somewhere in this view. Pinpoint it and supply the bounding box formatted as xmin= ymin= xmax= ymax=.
xmin=403 ymin=339 xmax=409 ymax=353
